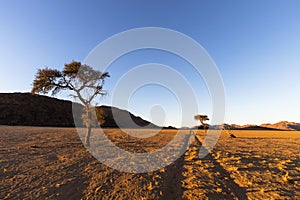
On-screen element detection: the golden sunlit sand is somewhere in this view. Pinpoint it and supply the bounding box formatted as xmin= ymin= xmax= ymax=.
xmin=0 ymin=126 xmax=299 ymax=199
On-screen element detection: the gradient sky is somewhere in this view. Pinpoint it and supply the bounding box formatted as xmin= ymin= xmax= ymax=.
xmin=1 ymin=0 xmax=300 ymax=127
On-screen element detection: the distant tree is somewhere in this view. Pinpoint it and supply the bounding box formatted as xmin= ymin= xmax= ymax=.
xmin=222 ymin=124 xmax=237 ymax=138
xmin=194 ymin=114 xmax=209 ymax=133
xmin=31 ymin=61 xmax=110 ymax=146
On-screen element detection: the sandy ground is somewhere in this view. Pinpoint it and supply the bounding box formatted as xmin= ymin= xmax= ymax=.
xmin=0 ymin=126 xmax=299 ymax=199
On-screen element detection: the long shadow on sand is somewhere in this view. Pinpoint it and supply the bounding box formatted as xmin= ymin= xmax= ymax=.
xmin=159 ymin=133 xmax=193 ymax=199
xmin=194 ymin=134 xmax=248 ymax=200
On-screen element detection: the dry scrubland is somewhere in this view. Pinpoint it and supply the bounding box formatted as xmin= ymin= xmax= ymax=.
xmin=0 ymin=126 xmax=299 ymax=199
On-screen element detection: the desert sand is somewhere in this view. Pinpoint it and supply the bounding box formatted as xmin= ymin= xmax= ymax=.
xmin=0 ymin=126 xmax=299 ymax=199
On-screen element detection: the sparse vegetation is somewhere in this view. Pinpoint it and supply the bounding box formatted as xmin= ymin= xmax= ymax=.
xmin=194 ymin=114 xmax=209 ymax=133
xmin=31 ymin=61 xmax=110 ymax=146
xmin=1 ymin=127 xmax=299 ymax=199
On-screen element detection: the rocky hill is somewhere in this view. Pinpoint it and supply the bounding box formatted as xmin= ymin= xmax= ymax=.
xmin=231 ymin=122 xmax=300 ymax=131
xmin=210 ymin=123 xmax=300 ymax=131
xmin=0 ymin=93 xmax=82 ymax=127
xmin=0 ymin=93 xmax=160 ymax=128
xmin=1 ymin=93 xmax=298 ymax=130
xmin=95 ymin=106 xmax=159 ymax=129
xmin=260 ymin=121 xmax=300 ymax=131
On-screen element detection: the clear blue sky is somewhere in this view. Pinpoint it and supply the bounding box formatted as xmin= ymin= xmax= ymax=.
xmin=1 ymin=0 xmax=299 ymax=127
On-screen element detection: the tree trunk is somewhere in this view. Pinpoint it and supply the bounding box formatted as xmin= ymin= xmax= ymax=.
xmin=204 ymin=124 xmax=208 ymax=134
xmin=85 ymin=124 xmax=91 ymax=147
xmin=84 ymin=106 xmax=92 ymax=147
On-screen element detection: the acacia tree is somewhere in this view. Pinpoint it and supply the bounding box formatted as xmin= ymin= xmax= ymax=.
xmin=194 ymin=114 xmax=209 ymax=133
xmin=31 ymin=61 xmax=110 ymax=146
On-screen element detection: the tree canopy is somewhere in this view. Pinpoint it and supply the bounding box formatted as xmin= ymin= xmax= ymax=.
xmin=194 ymin=114 xmax=209 ymax=125
xmin=32 ymin=61 xmax=110 ymax=106
xmin=32 ymin=61 xmax=110 ymax=146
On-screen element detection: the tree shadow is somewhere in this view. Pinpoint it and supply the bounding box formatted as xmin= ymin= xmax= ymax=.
xmin=160 ymin=133 xmax=191 ymax=200
xmin=194 ymin=133 xmax=248 ymax=200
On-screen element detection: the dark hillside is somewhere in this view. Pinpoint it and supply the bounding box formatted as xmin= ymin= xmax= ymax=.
xmin=0 ymin=93 xmax=82 ymax=127
xmin=0 ymin=93 xmax=160 ymax=129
